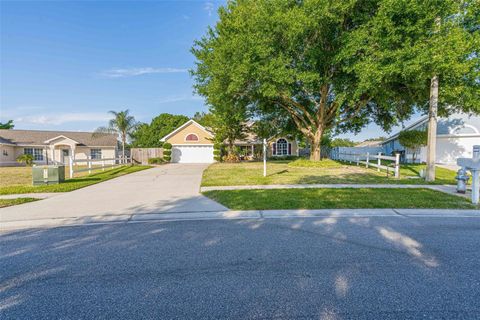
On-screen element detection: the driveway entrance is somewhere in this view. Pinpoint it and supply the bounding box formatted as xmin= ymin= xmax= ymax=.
xmin=0 ymin=164 xmax=226 ymax=223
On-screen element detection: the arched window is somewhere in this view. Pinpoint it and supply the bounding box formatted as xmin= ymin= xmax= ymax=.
xmin=276 ymin=138 xmax=288 ymax=155
xmin=185 ymin=133 xmax=199 ymax=141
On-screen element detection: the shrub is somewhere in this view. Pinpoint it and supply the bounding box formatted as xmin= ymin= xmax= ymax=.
xmin=213 ymin=150 xmax=221 ymax=156
xmin=214 ymin=155 xmax=222 ymax=162
xmin=16 ymin=154 xmax=34 ymax=166
xmin=222 ymin=153 xmax=240 ymax=163
xmin=162 ymin=143 xmax=172 ymax=162
xmin=213 ymin=142 xmax=222 ymax=150
xmin=269 ymin=155 xmax=299 ymax=161
xmin=148 ymin=157 xmax=164 ymax=165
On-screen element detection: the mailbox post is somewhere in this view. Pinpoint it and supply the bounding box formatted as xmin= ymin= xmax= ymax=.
xmin=457 ymin=145 xmax=480 ymax=205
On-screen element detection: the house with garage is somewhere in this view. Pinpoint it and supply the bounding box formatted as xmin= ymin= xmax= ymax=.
xmin=0 ymin=129 xmax=118 ymax=167
xmin=382 ymin=112 xmax=480 ymax=165
xmin=160 ymin=119 xmax=299 ymax=163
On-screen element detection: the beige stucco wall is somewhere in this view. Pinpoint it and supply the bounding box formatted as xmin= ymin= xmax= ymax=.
xmin=0 ymin=145 xmax=16 ymax=165
xmin=0 ymin=145 xmax=117 ymax=166
xmin=165 ymin=122 xmax=213 ymax=145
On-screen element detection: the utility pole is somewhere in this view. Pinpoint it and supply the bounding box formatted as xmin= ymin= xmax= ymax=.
xmin=425 ymin=17 xmax=441 ymax=182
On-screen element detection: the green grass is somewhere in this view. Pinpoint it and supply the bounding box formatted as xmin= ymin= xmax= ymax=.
xmin=0 ymin=165 xmax=152 ymax=195
xmin=201 ymin=160 xmax=457 ymax=187
xmin=204 ymin=188 xmax=476 ymax=210
xmin=0 ymin=197 xmax=39 ymax=208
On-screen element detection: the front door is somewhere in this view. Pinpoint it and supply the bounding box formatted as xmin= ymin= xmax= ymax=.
xmin=61 ymin=149 xmax=70 ymax=164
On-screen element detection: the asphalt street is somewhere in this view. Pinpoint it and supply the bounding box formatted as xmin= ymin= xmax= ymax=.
xmin=1 ymin=216 xmax=480 ymax=319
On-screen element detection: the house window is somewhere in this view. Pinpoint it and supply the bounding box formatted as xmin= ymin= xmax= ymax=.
xmin=276 ymin=139 xmax=288 ymax=155
xmin=90 ymin=148 xmax=102 ymax=159
xmin=2 ymin=150 xmax=8 ymax=157
xmin=185 ymin=133 xmax=199 ymax=141
xmin=24 ymin=148 xmax=44 ymax=161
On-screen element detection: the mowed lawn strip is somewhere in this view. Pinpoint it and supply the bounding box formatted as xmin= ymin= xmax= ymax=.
xmin=201 ymin=160 xmax=457 ymax=187
xmin=0 ymin=165 xmax=152 ymax=195
xmin=0 ymin=198 xmax=39 ymax=208
xmin=203 ymin=188 xmax=476 ymax=210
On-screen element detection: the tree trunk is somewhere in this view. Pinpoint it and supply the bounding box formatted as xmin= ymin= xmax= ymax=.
xmin=309 ymin=128 xmax=323 ymax=161
xmin=122 ymin=135 xmax=126 ymax=163
xmin=425 ymin=74 xmax=438 ymax=181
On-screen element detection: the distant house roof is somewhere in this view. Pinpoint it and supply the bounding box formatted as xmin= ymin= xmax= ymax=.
xmin=0 ymin=129 xmax=118 ymax=147
xmin=355 ymin=140 xmax=383 ymax=147
xmin=382 ymin=116 xmax=428 ymax=144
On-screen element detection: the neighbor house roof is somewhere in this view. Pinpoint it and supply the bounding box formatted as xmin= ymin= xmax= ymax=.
xmin=0 ymin=129 xmax=118 ymax=147
xmin=382 ymin=116 xmax=428 ymax=144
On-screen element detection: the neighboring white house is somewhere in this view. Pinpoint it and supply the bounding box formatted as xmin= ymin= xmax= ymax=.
xmin=382 ymin=112 xmax=480 ymax=165
xmin=0 ymin=129 xmax=118 ymax=166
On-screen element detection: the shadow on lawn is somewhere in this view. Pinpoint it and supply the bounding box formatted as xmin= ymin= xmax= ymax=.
xmin=2 ymin=212 xmax=473 ymax=318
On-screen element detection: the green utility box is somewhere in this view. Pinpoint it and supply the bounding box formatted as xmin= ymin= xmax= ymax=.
xmin=32 ymin=165 xmax=65 ymax=186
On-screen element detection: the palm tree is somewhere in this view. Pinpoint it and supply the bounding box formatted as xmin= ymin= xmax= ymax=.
xmin=94 ymin=110 xmax=137 ymax=160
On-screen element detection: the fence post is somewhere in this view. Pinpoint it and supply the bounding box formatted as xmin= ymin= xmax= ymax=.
xmin=102 ymin=159 xmax=105 ymax=171
xmin=69 ymin=156 xmax=74 ymax=178
xmin=394 ymin=153 xmax=400 ymax=179
xmin=366 ymin=152 xmax=369 ymax=168
xmin=356 ymin=154 xmax=359 ymax=166
xmin=88 ymin=157 xmax=92 ymax=175
xmin=377 ymin=153 xmax=381 ymax=172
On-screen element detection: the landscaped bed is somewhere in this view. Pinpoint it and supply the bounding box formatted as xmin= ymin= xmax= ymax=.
xmin=203 ymin=188 xmax=476 ymax=210
xmin=201 ymin=159 xmax=458 ymax=187
xmin=0 ymin=165 xmax=152 ymax=195
xmin=0 ymin=198 xmax=39 ymax=208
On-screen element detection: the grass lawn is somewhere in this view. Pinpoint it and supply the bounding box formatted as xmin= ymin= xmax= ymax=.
xmin=204 ymin=188 xmax=476 ymax=210
xmin=0 ymin=198 xmax=39 ymax=208
xmin=201 ymin=159 xmax=457 ymax=187
xmin=0 ymin=165 xmax=152 ymax=195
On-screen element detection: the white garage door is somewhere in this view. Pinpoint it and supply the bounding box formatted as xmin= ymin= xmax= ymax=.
xmin=171 ymin=145 xmax=214 ymax=163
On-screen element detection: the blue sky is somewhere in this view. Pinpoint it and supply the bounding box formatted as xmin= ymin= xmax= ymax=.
xmin=0 ymin=0 xmax=418 ymax=141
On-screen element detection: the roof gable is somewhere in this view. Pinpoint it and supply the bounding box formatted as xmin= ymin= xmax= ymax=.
xmin=160 ymin=119 xmax=214 ymax=142
xmin=0 ymin=129 xmax=117 ymax=147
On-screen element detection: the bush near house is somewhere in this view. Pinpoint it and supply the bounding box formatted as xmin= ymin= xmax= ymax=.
xmin=213 ymin=143 xmax=222 ymax=162
xmin=163 ymin=143 xmax=172 ymax=162
xmin=16 ymin=154 xmax=34 ymax=166
xmin=147 ymin=157 xmax=164 ymax=165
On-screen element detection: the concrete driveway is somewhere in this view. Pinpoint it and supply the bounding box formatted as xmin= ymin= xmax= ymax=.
xmin=0 ymin=164 xmax=226 ymax=223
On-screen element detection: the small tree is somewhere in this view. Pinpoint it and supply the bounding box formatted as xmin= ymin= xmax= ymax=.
xmin=94 ymin=110 xmax=137 ymax=160
xmin=0 ymin=120 xmax=14 ymax=129
xmin=398 ymin=130 xmax=428 ymax=163
xmin=163 ymin=143 xmax=172 ymax=162
xmin=16 ymin=154 xmax=34 ymax=166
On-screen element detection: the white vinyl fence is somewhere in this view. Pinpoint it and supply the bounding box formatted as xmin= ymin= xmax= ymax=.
xmin=69 ymin=156 xmax=131 ymax=178
xmin=330 ymin=147 xmax=401 ymax=178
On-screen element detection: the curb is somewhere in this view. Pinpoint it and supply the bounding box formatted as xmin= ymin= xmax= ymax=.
xmin=1 ymin=208 xmax=479 ymax=231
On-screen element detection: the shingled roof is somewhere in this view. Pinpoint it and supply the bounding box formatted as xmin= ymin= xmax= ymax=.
xmin=0 ymin=129 xmax=117 ymax=147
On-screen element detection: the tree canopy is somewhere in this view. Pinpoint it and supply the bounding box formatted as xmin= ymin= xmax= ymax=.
xmin=131 ymin=113 xmax=189 ymax=148
xmin=191 ymin=0 xmax=479 ymax=160
xmin=0 ymin=120 xmax=14 ymax=129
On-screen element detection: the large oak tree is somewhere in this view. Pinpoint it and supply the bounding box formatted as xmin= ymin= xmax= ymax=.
xmin=192 ymin=0 xmax=478 ymax=161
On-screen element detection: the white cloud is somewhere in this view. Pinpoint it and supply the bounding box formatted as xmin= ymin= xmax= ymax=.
xmin=158 ymin=95 xmax=204 ymax=104
xmin=16 ymin=112 xmax=111 ymax=125
xmin=99 ymin=67 xmax=188 ymax=78
xmin=204 ymin=1 xmax=214 ymax=16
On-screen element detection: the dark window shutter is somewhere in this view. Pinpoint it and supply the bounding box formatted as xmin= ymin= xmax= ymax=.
xmin=288 ymin=143 xmax=292 ymax=155
xmin=272 ymin=143 xmax=276 ymax=155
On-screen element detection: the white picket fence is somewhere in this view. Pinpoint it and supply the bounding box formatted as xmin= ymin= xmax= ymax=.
xmin=331 ymin=150 xmax=401 ymax=179
xmin=68 ymin=156 xmax=131 ymax=178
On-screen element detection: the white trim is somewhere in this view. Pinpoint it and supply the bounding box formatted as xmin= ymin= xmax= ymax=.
xmin=184 ymin=133 xmax=200 ymax=142
xmin=274 ymin=138 xmax=289 ymax=156
xmin=44 ymin=135 xmax=80 ymax=144
xmin=449 ymin=124 xmax=479 ymax=135
xmin=160 ymin=119 xmax=214 ymax=142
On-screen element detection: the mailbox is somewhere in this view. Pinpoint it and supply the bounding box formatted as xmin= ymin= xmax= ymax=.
xmin=32 ymin=165 xmax=65 ymax=186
